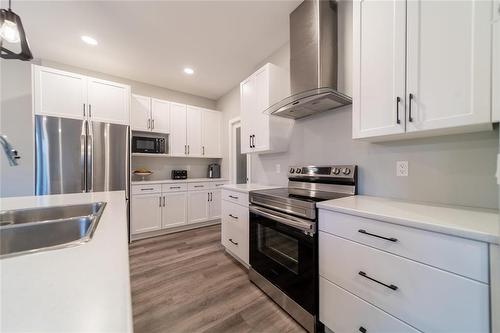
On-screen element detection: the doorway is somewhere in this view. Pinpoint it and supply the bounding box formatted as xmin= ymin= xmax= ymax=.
xmin=229 ymin=118 xmax=251 ymax=184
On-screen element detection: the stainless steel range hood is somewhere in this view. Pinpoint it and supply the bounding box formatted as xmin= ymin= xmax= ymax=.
xmin=265 ymin=0 xmax=351 ymax=119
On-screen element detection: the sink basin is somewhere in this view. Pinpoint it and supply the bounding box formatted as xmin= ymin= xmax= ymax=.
xmin=0 ymin=202 xmax=106 ymax=258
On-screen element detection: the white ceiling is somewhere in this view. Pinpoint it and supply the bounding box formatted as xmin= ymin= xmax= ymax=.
xmin=9 ymin=0 xmax=301 ymax=100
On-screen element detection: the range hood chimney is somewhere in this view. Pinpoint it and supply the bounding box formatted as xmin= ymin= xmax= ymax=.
xmin=265 ymin=0 xmax=351 ymax=119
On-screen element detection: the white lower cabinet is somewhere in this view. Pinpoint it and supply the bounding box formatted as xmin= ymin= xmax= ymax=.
xmin=131 ymin=181 xmax=227 ymax=239
xmin=320 ymin=277 xmax=419 ymax=333
xmin=131 ymin=193 xmax=162 ymax=234
xmin=187 ymin=190 xmax=210 ymax=224
xmin=221 ymin=190 xmax=249 ymax=265
xmin=162 ymin=192 xmax=187 ymax=228
xmin=318 ymin=209 xmax=491 ymax=333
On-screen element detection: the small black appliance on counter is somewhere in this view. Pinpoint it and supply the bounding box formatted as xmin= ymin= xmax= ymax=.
xmin=207 ymin=163 xmax=221 ymax=178
xmin=171 ymin=170 xmax=187 ymax=179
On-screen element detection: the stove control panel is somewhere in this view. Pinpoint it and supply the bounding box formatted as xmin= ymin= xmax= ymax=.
xmin=288 ymin=165 xmax=357 ymax=179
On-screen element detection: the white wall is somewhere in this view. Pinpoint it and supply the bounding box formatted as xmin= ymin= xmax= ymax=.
xmin=216 ymin=0 xmax=499 ymax=209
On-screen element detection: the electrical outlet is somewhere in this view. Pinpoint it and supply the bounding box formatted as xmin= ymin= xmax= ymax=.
xmin=275 ymin=164 xmax=281 ymax=174
xmin=397 ymin=161 xmax=409 ymax=177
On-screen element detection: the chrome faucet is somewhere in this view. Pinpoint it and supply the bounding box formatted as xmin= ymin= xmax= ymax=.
xmin=0 ymin=135 xmax=20 ymax=166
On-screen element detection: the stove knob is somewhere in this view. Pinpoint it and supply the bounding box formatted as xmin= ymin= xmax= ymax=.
xmin=342 ymin=168 xmax=351 ymax=175
xmin=332 ymin=168 xmax=341 ymax=175
xmin=289 ymin=168 xmax=295 ymax=174
xmin=296 ymin=168 xmax=302 ymax=174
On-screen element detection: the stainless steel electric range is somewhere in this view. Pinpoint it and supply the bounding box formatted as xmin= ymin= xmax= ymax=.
xmin=248 ymin=165 xmax=358 ymax=333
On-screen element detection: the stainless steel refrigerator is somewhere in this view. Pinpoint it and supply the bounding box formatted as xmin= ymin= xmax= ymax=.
xmin=34 ymin=114 xmax=129 ymax=207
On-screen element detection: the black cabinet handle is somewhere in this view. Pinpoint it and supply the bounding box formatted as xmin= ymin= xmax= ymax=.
xmin=252 ymin=135 xmax=255 ymax=148
xmin=359 ymin=327 xmax=367 ymax=333
xmin=408 ymin=93 xmax=414 ymax=122
xmin=228 ymin=195 xmax=239 ymax=199
xmin=229 ymin=238 xmax=238 ymax=246
xmin=358 ymin=229 xmax=397 ymax=242
xmin=358 ymin=271 xmax=398 ymax=291
xmin=229 ymin=214 xmax=238 ymax=219
xmin=249 ymin=135 xmax=252 ymax=148
xmin=396 ymin=96 xmax=401 ymax=124
xmin=170 ymin=186 xmax=181 ymax=189
xmin=194 ymin=185 xmax=204 ymax=188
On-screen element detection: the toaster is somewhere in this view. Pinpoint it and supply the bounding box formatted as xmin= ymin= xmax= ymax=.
xmin=171 ymin=170 xmax=187 ymax=179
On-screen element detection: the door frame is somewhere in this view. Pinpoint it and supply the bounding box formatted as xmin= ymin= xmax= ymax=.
xmin=228 ymin=117 xmax=251 ymax=184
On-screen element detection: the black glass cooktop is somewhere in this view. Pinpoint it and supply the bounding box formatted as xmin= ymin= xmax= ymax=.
xmin=252 ymin=187 xmax=352 ymax=203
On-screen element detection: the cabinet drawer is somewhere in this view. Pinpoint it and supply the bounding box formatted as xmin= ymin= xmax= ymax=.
xmin=222 ymin=200 xmax=249 ymax=232
xmin=221 ymin=218 xmax=248 ymax=264
xmin=188 ymin=182 xmax=210 ymax=191
xmin=319 ymin=210 xmax=488 ymax=283
xmin=319 ymin=232 xmax=489 ymax=333
xmin=222 ymin=189 xmax=249 ymax=207
xmin=132 ymin=184 xmax=162 ymax=195
xmin=320 ymin=277 xmax=420 ymax=333
xmin=162 ymin=183 xmax=188 ymax=192
xmin=210 ymin=181 xmax=228 ymax=189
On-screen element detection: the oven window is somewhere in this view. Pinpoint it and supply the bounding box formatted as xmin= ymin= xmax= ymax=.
xmin=257 ymin=224 xmax=299 ymax=274
xmin=137 ymin=140 xmax=155 ymax=150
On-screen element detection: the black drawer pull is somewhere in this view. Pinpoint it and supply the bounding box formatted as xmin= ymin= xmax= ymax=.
xmin=229 ymin=238 xmax=238 ymax=246
xmin=229 ymin=214 xmax=238 ymax=219
xmin=359 ymin=327 xmax=367 ymax=333
xmin=170 ymin=186 xmax=181 ymax=189
xmin=228 ymin=195 xmax=239 ymax=199
xmin=359 ymin=271 xmax=398 ymax=291
xmin=358 ymin=229 xmax=397 ymax=242
xmin=194 ymin=185 xmax=204 ymax=188
xmin=141 ymin=188 xmax=154 ymax=191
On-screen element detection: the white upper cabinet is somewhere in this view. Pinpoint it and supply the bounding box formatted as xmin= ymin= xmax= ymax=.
xmin=151 ymin=98 xmax=170 ymax=134
xmin=493 ymin=2 xmax=500 ymax=122
xmin=406 ymin=0 xmax=492 ymax=132
xmin=352 ymin=0 xmax=406 ymax=138
xmin=186 ymin=106 xmax=203 ymax=156
xmin=87 ymin=77 xmax=130 ymax=125
xmin=33 ymin=65 xmax=131 ymax=125
xmin=33 ymin=65 xmax=87 ymax=120
xmin=169 ymin=102 xmax=187 ymax=156
xmin=240 ymin=63 xmax=293 ymax=154
xmin=202 ymin=109 xmax=222 ymax=157
xmin=353 ymin=0 xmax=493 ymax=140
xmin=131 ymin=94 xmax=151 ymax=131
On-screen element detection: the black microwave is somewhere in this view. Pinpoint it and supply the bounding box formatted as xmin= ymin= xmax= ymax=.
xmin=132 ymin=136 xmax=167 ymax=154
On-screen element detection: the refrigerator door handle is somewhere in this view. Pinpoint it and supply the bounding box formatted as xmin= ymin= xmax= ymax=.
xmin=86 ymin=121 xmax=93 ymax=192
xmin=80 ymin=120 xmax=87 ymax=192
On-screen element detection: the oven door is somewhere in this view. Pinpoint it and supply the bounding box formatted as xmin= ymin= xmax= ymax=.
xmin=249 ymin=204 xmax=317 ymax=314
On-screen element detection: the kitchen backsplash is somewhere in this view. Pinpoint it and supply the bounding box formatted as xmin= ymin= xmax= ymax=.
xmin=131 ymin=157 xmax=221 ymax=181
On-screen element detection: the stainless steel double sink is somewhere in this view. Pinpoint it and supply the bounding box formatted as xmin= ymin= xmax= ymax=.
xmin=0 ymin=202 xmax=106 ymax=258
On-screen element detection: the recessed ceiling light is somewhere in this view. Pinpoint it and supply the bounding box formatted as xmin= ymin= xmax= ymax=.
xmin=81 ymin=35 xmax=98 ymax=46
xmin=183 ymin=67 xmax=194 ymax=75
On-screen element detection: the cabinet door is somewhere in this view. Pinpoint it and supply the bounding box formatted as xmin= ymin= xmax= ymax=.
xmin=169 ymin=102 xmax=187 ymax=156
xmin=252 ymin=67 xmax=271 ymax=152
xmin=87 ymin=77 xmax=130 ymax=125
xmin=406 ymin=0 xmax=492 ymax=132
xmin=151 ymin=98 xmax=170 ymax=134
xmin=187 ymin=190 xmax=210 ymax=223
xmin=202 ymin=110 xmax=221 ymax=157
xmin=186 ymin=106 xmax=203 ymax=156
xmin=131 ymin=94 xmax=151 ymax=131
xmin=240 ymin=76 xmax=256 ymax=154
xmin=162 ymin=192 xmax=187 ymax=228
xmin=493 ymin=18 xmax=500 ymax=122
xmin=209 ymin=190 xmax=222 ymax=219
xmin=352 ymin=0 xmax=406 ymax=139
xmin=131 ymin=194 xmax=162 ymax=234
xmin=33 ymin=65 xmax=87 ymax=120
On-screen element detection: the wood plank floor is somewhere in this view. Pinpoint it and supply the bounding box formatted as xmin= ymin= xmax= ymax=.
xmin=129 ymin=224 xmax=306 ymax=333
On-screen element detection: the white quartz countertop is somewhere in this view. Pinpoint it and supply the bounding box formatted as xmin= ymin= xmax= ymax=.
xmin=0 ymin=191 xmax=133 ymax=333
xmin=132 ymin=178 xmax=227 ymax=185
xmin=222 ymin=183 xmax=281 ymax=193
xmin=317 ymin=195 xmax=499 ymax=244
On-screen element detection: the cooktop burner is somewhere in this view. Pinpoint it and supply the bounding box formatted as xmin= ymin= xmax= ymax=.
xmin=249 ymin=165 xmax=357 ymax=220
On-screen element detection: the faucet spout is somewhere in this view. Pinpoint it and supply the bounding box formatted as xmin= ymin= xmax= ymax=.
xmin=0 ymin=134 xmax=20 ymax=166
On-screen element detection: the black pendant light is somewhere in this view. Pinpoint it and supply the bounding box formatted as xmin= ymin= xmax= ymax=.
xmin=0 ymin=0 xmax=32 ymax=60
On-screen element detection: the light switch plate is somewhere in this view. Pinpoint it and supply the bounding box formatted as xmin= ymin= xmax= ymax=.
xmin=397 ymin=161 xmax=409 ymax=177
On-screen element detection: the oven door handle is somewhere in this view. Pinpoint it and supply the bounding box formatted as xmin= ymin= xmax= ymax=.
xmin=249 ymin=205 xmax=314 ymax=233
